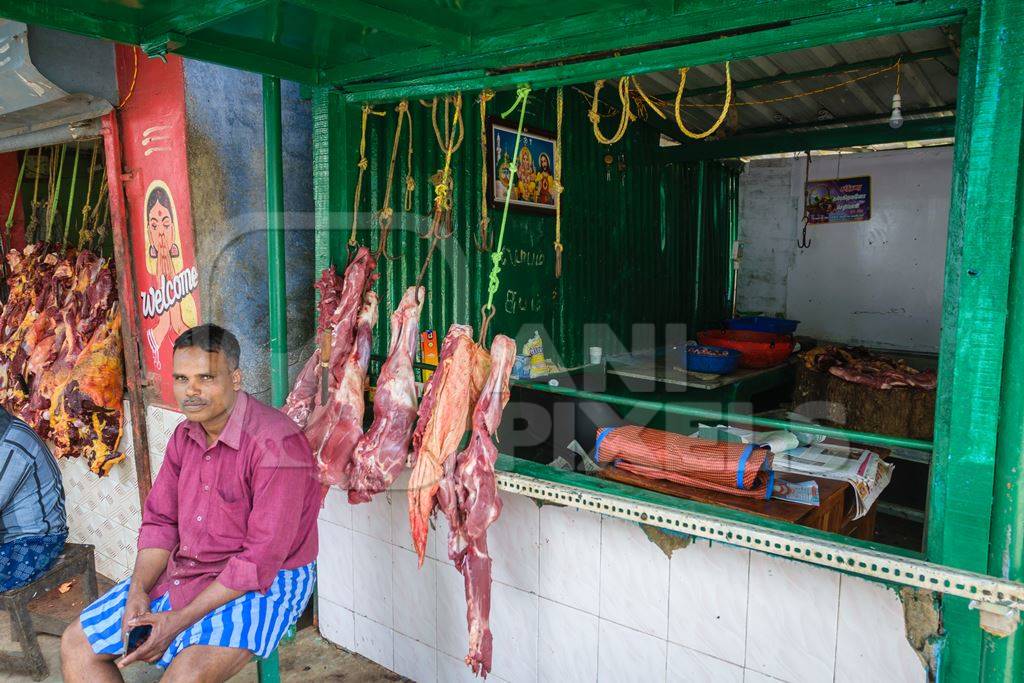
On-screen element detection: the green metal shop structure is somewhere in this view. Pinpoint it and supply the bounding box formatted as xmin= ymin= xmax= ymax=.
xmin=1 ymin=1 xmax=1021 ymax=680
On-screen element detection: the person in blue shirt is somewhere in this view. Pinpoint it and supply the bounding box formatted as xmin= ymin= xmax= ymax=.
xmin=0 ymin=406 xmax=68 ymax=592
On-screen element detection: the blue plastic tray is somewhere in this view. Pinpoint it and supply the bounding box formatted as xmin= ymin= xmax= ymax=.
xmin=685 ymin=345 xmax=741 ymax=374
xmin=726 ymin=316 xmax=800 ymax=334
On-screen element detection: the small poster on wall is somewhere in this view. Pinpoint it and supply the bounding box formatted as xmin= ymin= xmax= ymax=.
xmin=804 ymin=175 xmax=871 ymax=223
xmin=487 ymin=117 xmax=557 ymax=215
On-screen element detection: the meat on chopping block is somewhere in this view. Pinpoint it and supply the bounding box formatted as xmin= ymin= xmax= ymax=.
xmin=407 ymin=324 xmax=490 ymax=564
xmin=348 ymin=285 xmax=425 ymax=504
xmin=436 ymin=334 xmax=515 ymax=678
xmin=318 ymin=291 xmax=378 ymax=487
xmin=300 ymin=247 xmax=378 ymax=454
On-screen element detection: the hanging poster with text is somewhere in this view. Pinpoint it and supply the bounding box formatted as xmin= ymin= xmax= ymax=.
xmin=116 ymin=46 xmax=202 ymax=407
xmin=804 ymin=176 xmax=871 ymax=224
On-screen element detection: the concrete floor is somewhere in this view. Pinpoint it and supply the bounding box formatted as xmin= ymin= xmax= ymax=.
xmin=1 ymin=576 xmax=403 ymax=682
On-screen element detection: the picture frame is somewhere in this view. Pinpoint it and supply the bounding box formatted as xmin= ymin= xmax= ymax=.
xmin=804 ymin=175 xmax=872 ymax=224
xmin=486 ymin=117 xmax=558 ymax=215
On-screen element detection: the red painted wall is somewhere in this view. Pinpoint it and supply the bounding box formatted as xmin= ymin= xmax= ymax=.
xmin=115 ymin=46 xmax=202 ymax=407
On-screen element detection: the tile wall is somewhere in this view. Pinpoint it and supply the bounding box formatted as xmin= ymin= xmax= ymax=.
xmin=60 ymin=403 xmax=183 ymax=581
xmin=317 ymin=483 xmax=927 ymax=683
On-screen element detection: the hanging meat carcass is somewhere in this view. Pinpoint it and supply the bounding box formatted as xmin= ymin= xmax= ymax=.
xmin=0 ymin=244 xmax=123 ymax=475
xmin=291 ymin=247 xmax=377 ymax=454
xmin=348 ymin=285 xmax=424 ymax=504
xmin=283 ymin=265 xmax=345 ymax=429
xmin=436 ymin=334 xmax=515 ymax=678
xmin=49 ymin=310 xmax=124 ymax=474
xmin=407 ymin=324 xmax=490 ymax=564
xmin=282 ymin=247 xmax=380 ymax=487
xmin=318 ymin=291 xmax=378 ymax=487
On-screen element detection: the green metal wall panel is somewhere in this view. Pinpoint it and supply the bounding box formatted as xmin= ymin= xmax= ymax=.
xmin=336 ymin=88 xmax=738 ymax=367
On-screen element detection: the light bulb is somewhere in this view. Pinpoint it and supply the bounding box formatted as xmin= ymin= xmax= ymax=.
xmin=889 ymin=93 xmax=904 ymax=129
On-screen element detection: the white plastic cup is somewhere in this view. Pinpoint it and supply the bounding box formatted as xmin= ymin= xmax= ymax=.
xmin=589 ymin=346 xmax=603 ymax=364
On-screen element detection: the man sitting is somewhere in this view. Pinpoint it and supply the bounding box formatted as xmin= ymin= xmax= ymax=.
xmin=61 ymin=324 xmax=321 ymax=682
xmin=0 ymin=407 xmax=68 ymax=592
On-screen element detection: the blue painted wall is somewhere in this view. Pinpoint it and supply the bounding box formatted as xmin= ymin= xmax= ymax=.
xmin=183 ymin=60 xmax=314 ymax=402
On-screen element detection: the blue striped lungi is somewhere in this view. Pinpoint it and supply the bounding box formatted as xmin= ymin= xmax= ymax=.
xmin=79 ymin=562 xmax=315 ymax=668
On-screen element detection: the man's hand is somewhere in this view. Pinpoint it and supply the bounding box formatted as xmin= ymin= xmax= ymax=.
xmin=119 ymin=584 xmax=152 ymax=653
xmin=117 ymin=610 xmax=188 ymax=668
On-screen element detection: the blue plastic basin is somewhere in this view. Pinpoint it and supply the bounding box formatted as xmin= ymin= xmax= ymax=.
xmin=685 ymin=345 xmax=741 ymax=374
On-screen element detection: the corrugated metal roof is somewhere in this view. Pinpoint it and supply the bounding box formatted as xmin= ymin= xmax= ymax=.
xmin=634 ymin=27 xmax=958 ymax=139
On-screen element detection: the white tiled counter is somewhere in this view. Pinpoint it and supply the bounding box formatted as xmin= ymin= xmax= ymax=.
xmin=316 ymin=471 xmax=927 ymax=683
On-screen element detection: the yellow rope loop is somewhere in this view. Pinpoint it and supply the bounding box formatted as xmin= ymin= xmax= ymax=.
xmin=477 ymin=89 xmax=498 ymax=251
xmin=591 ymin=77 xmax=633 ymax=145
xmin=380 ymin=100 xmax=410 ymax=216
xmin=431 ymin=94 xmax=465 ymax=156
xmin=350 ymin=104 xmax=385 ymax=246
xmin=674 ymin=62 xmax=733 ymax=139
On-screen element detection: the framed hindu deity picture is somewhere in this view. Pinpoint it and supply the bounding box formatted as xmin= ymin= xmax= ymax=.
xmin=487 ymin=117 xmax=557 ymax=215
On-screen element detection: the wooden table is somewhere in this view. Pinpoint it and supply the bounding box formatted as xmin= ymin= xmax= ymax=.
xmin=605 ymin=348 xmax=796 ymax=391
xmin=597 ymin=463 xmax=877 ymax=539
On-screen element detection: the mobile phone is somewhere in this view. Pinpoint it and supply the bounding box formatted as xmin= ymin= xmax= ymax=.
xmin=126 ymin=625 xmax=152 ymax=654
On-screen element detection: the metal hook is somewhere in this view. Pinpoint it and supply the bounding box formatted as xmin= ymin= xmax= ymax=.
xmin=798 ymin=150 xmax=813 ymax=249
xmin=475 ymin=218 xmax=494 ymax=253
xmin=373 ymin=210 xmax=401 ymax=261
xmin=478 ymin=303 xmax=496 ymax=349
xmin=798 ymin=218 xmax=812 ymax=249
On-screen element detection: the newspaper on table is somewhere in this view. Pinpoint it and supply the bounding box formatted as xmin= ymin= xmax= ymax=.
xmin=694 ymin=424 xmax=893 ymax=518
xmin=771 ymin=443 xmax=892 ymax=519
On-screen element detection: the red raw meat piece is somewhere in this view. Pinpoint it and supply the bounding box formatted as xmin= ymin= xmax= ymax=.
xmin=319 ymin=291 xmax=378 ymax=487
xmin=348 ymin=285 xmax=424 ymax=504
xmin=407 ymin=324 xmax=489 ymax=565
xmin=302 ymin=248 xmax=377 ymax=454
xmin=437 ymin=334 xmax=515 ymax=678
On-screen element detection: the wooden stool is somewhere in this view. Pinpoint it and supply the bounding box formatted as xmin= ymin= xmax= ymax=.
xmin=0 ymin=542 xmax=98 ymax=681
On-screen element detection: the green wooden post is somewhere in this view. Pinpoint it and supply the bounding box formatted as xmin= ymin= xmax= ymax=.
xmin=929 ymin=2 xmax=1024 ymax=680
xmin=977 ymin=0 xmax=1024 ymax=679
xmin=263 ymin=74 xmax=288 ymax=407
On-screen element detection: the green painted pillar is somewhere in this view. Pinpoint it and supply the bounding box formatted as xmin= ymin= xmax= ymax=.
xmin=982 ymin=4 xmax=1024 ymax=673
xmin=984 ymin=149 xmax=1024 ymax=682
xmin=263 ymin=75 xmax=288 ymax=408
xmin=929 ymin=2 xmax=1024 ymax=680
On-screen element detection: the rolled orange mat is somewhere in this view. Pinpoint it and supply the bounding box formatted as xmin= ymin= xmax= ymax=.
xmin=595 ymin=425 xmax=774 ymax=499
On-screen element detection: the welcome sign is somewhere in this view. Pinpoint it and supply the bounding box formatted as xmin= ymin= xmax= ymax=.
xmin=116 ymin=47 xmax=202 ymax=406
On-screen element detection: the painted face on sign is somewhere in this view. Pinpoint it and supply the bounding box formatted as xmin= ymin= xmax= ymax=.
xmin=148 ymin=200 xmax=174 ymax=253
